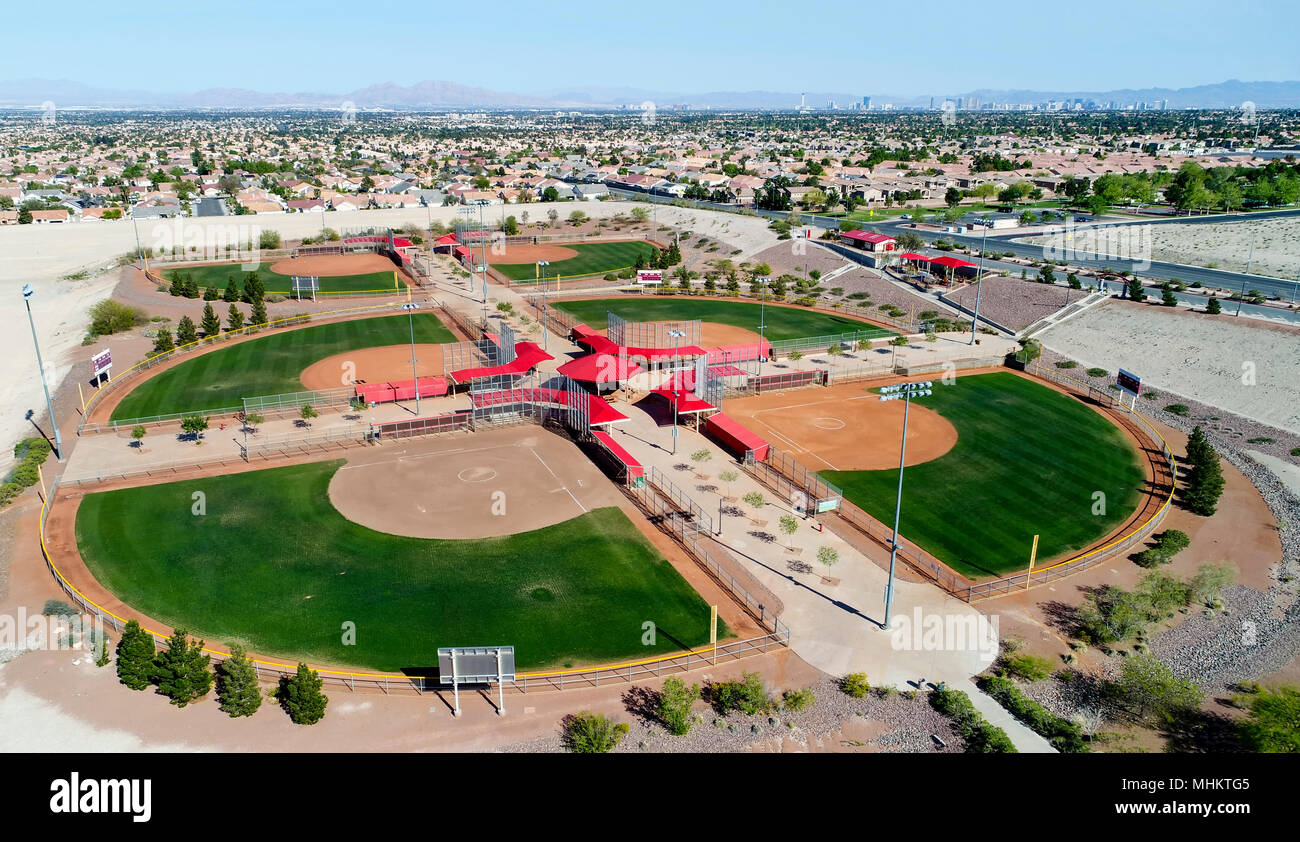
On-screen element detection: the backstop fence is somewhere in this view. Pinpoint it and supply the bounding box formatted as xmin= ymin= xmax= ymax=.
xmin=372 ymin=412 xmax=472 ymax=440
xmin=608 ymin=312 xmax=701 ymax=349
xmin=498 ymin=321 xmax=518 ymax=364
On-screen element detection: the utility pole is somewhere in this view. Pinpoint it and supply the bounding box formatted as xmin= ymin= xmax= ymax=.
xmin=668 ymin=329 xmax=686 ymax=455
xmin=22 ymin=285 xmax=63 ymax=460
xmin=756 ymin=276 xmax=769 ymax=382
xmin=877 ymin=380 xmax=933 ymax=629
xmin=1236 ymin=228 xmax=1256 ymax=317
xmin=537 ymin=261 xmax=550 ymax=350
xmin=402 ymin=302 xmax=421 ymax=416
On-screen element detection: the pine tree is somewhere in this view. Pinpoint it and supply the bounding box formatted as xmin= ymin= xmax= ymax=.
xmin=200 ymin=303 xmax=221 ymax=337
xmin=202 ymin=284 xmax=219 ymax=301
xmin=1127 ymin=277 xmax=1145 ymax=302
xmin=183 ymin=275 xmax=201 ymax=299
xmin=1206 ymin=297 xmax=1221 ymax=315
xmin=1185 ymin=449 xmax=1225 ymax=517
xmin=227 ymin=304 xmax=244 ymax=332
xmin=151 ymin=628 xmax=213 ymax=707
xmin=176 ymin=315 xmax=198 ymax=346
xmin=241 ymin=272 xmax=265 ymax=304
xmin=152 ymin=327 xmax=174 ymax=354
xmin=278 ymin=663 xmax=328 ymax=724
xmin=1184 ymin=426 xmax=1211 ymax=468
xmin=1161 ymin=286 xmax=1178 ymax=306
xmin=223 ymin=276 xmax=240 ymax=302
xmin=115 ymin=619 xmax=156 ymax=690
xmin=216 ymin=644 xmax=263 ymax=717
xmin=250 ymin=296 xmax=268 ymax=327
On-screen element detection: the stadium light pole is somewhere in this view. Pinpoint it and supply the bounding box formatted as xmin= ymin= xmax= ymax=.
xmin=1236 ymin=228 xmax=1256 ymax=317
xmin=969 ymin=216 xmax=990 ymax=344
xmin=668 ymin=329 xmax=686 ymax=455
xmin=878 ymin=380 xmax=933 ymax=629
xmin=402 ymin=302 xmax=421 ymax=416
xmin=537 ymin=261 xmax=550 ymax=351
xmin=22 ymin=284 xmax=63 ymax=461
xmin=755 ymin=276 xmax=769 ymax=382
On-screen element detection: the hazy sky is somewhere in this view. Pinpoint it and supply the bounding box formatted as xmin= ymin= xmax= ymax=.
xmin=7 ymin=0 xmax=1297 ymax=95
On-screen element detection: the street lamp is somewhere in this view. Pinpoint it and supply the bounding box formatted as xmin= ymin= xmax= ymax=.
xmin=402 ymin=302 xmax=421 ymax=416
xmin=22 ymin=284 xmax=63 ymax=461
xmin=667 ymin=329 xmax=686 ymax=454
xmin=969 ymin=216 xmax=990 ymax=344
xmin=878 ymin=380 xmax=933 ymax=629
xmin=537 ymin=261 xmax=550 ymax=350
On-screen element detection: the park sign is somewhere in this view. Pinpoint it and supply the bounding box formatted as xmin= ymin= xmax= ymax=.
xmin=635 ymin=269 xmax=663 ymax=285
xmin=91 ymin=348 xmax=112 ymax=379
xmin=1117 ymin=369 xmax=1141 ymax=397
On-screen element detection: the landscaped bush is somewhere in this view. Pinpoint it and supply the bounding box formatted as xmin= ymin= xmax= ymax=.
xmin=782 ymin=688 xmax=816 ymax=712
xmin=841 ymin=672 xmax=870 ymax=698
xmin=930 ymin=687 xmax=1018 ymax=753
xmin=562 ymin=712 xmax=629 ymax=752
xmin=89 ymin=299 xmax=146 ymax=336
xmin=2 ymin=437 xmax=53 ymax=508
xmin=977 ymin=675 xmax=1088 ymax=752
xmin=1164 ymin=404 xmax=1190 ymax=416
xmin=1134 ymin=529 xmax=1191 ymax=568
xmin=1055 ymin=360 xmax=1078 ymax=369
xmin=1001 ymin=653 xmax=1054 ymax=682
xmin=656 ymin=676 xmax=700 ymax=736
xmin=708 ymin=671 xmax=772 ymax=715
xmin=1085 ymin=367 xmax=1109 ymax=378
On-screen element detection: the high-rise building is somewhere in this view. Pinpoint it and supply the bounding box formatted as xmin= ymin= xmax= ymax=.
xmin=863 ymin=96 xmax=871 ymax=110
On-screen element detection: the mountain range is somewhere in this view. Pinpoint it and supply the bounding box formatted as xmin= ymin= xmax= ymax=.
xmin=3 ymin=77 xmax=1300 ymax=110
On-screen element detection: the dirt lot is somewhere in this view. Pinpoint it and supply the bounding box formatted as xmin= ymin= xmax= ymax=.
xmin=328 ymin=426 xmax=626 ymax=539
xmin=723 ymin=381 xmax=958 ymax=471
xmin=269 ymin=252 xmax=397 ymax=277
xmin=299 ymin=344 xmax=448 ymax=391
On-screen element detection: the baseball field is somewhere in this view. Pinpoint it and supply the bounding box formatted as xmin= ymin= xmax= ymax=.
xmin=553 ymin=298 xmax=896 ymax=342
xmin=490 ymin=240 xmax=658 ymax=281
xmin=108 ymin=312 xmax=455 ymax=421
xmin=74 ymin=460 xmax=725 ymax=672
xmin=160 ymin=252 xmax=404 ymax=295
xmin=817 ymin=372 xmax=1146 ymax=578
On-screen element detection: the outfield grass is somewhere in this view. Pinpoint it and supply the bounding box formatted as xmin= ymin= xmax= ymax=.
xmin=75 ymin=461 xmax=725 ymax=671
xmin=109 ymin=313 xmax=455 ymax=421
xmin=492 ymin=241 xmax=658 ymax=281
xmin=553 ymin=297 xmax=896 ymax=342
xmin=821 ymin=372 xmax=1145 ymax=579
xmin=161 ymin=264 xmax=401 ymax=294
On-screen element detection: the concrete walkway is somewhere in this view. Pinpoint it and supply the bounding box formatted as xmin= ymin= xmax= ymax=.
xmin=952 ymin=678 xmax=1058 ymax=753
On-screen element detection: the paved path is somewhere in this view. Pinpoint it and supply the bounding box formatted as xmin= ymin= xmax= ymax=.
xmin=951 ymin=678 xmax=1057 ymax=753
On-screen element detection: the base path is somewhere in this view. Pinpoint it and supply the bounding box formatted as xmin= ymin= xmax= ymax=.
xmin=724 ymin=382 xmax=958 ymax=471
xmin=327 ymin=427 xmax=625 ymax=539
xmin=270 ymin=252 xmax=398 ymax=277
xmin=300 ymin=344 xmax=447 ymax=391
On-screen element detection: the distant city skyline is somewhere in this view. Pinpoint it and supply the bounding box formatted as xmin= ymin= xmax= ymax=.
xmin=7 ymin=0 xmax=1299 ymax=98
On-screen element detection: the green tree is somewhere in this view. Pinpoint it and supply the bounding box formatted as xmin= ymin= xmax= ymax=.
xmin=503 ymin=215 xmax=519 ymax=235
xmin=223 ymin=276 xmax=240 ymax=302
xmin=1067 ymin=272 xmax=1081 ymax=289
xmin=226 ymin=304 xmax=244 ymax=332
xmin=215 ymin=644 xmax=263 ymax=717
xmin=1206 ymin=297 xmax=1222 ymax=314
xmin=657 ymin=676 xmax=701 ymax=736
xmin=1114 ymin=654 xmax=1203 ymax=723
xmin=301 ymin=404 xmax=318 ymax=425
xmin=1188 ymin=562 xmax=1235 ymax=606
xmin=778 ymin=513 xmax=799 ymax=548
xmin=200 ymin=303 xmax=221 ymax=336
xmin=1126 ymin=277 xmax=1146 ymax=302
xmin=1161 ymin=285 xmax=1178 ymax=307
xmin=175 ymin=315 xmax=198 ymax=346
xmin=944 ymin=186 xmax=962 ymax=207
xmin=278 ymin=663 xmax=328 ymax=724
xmin=249 ymin=296 xmax=268 ymax=327
xmin=115 ymin=619 xmax=156 ymax=690
xmin=130 ymin=425 xmax=147 ymax=446
xmin=151 ymin=628 xmax=213 ymax=707
xmin=1184 ymin=444 xmax=1225 ymax=516
xmin=152 ymin=327 xmax=174 ymax=354
xmin=180 ymin=415 xmax=209 ymax=439
xmin=1240 ymin=685 xmax=1300 ymax=753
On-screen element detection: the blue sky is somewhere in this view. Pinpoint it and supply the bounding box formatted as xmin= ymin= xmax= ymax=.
xmin=6 ymin=0 xmax=1297 ymax=95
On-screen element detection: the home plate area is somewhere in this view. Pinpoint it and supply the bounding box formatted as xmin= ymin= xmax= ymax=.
xmin=327 ymin=426 xmax=626 ymax=539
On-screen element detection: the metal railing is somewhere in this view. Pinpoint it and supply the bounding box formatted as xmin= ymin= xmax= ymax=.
xmin=769 ymin=328 xmax=895 ymax=358
xmin=240 ymin=425 xmax=369 ymax=460
xmin=646 ymin=465 xmax=713 ymax=536
xmin=372 ymin=412 xmax=471 ymax=439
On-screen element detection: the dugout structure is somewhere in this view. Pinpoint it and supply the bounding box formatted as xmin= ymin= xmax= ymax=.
xmin=607 ymin=311 xmax=701 ymax=350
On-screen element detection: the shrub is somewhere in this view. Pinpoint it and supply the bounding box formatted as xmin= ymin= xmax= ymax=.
xmin=42 ymin=599 xmax=79 ymax=617
xmin=842 ymin=673 xmax=870 ymax=698
xmin=782 ymin=688 xmax=816 ymax=712
xmin=930 ymin=687 xmax=1018 ymax=753
xmin=1164 ymin=403 xmax=1190 ymax=416
xmin=656 ymin=676 xmax=700 ymax=736
xmin=89 ymin=299 xmax=146 ymax=336
xmin=742 ymin=491 xmax=765 ymax=509
xmin=977 ymin=674 xmax=1088 ymax=752
xmin=709 ymin=671 xmax=771 ymax=715
xmin=1002 ymin=653 xmax=1053 ymax=682
xmin=1085 ymin=367 xmax=1109 ymax=378
xmin=1187 ymin=562 xmax=1234 ymax=606
xmin=1055 ymin=360 xmax=1078 ymax=369
xmin=1134 ymin=529 xmax=1191 ymax=568
xmin=562 ymin=711 xmax=628 ymax=752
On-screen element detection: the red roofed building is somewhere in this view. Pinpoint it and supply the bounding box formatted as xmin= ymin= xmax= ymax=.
xmin=839 ymin=229 xmax=896 ymax=252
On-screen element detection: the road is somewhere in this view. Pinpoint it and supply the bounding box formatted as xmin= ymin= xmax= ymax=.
xmin=606 ymin=187 xmax=1300 ymax=302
